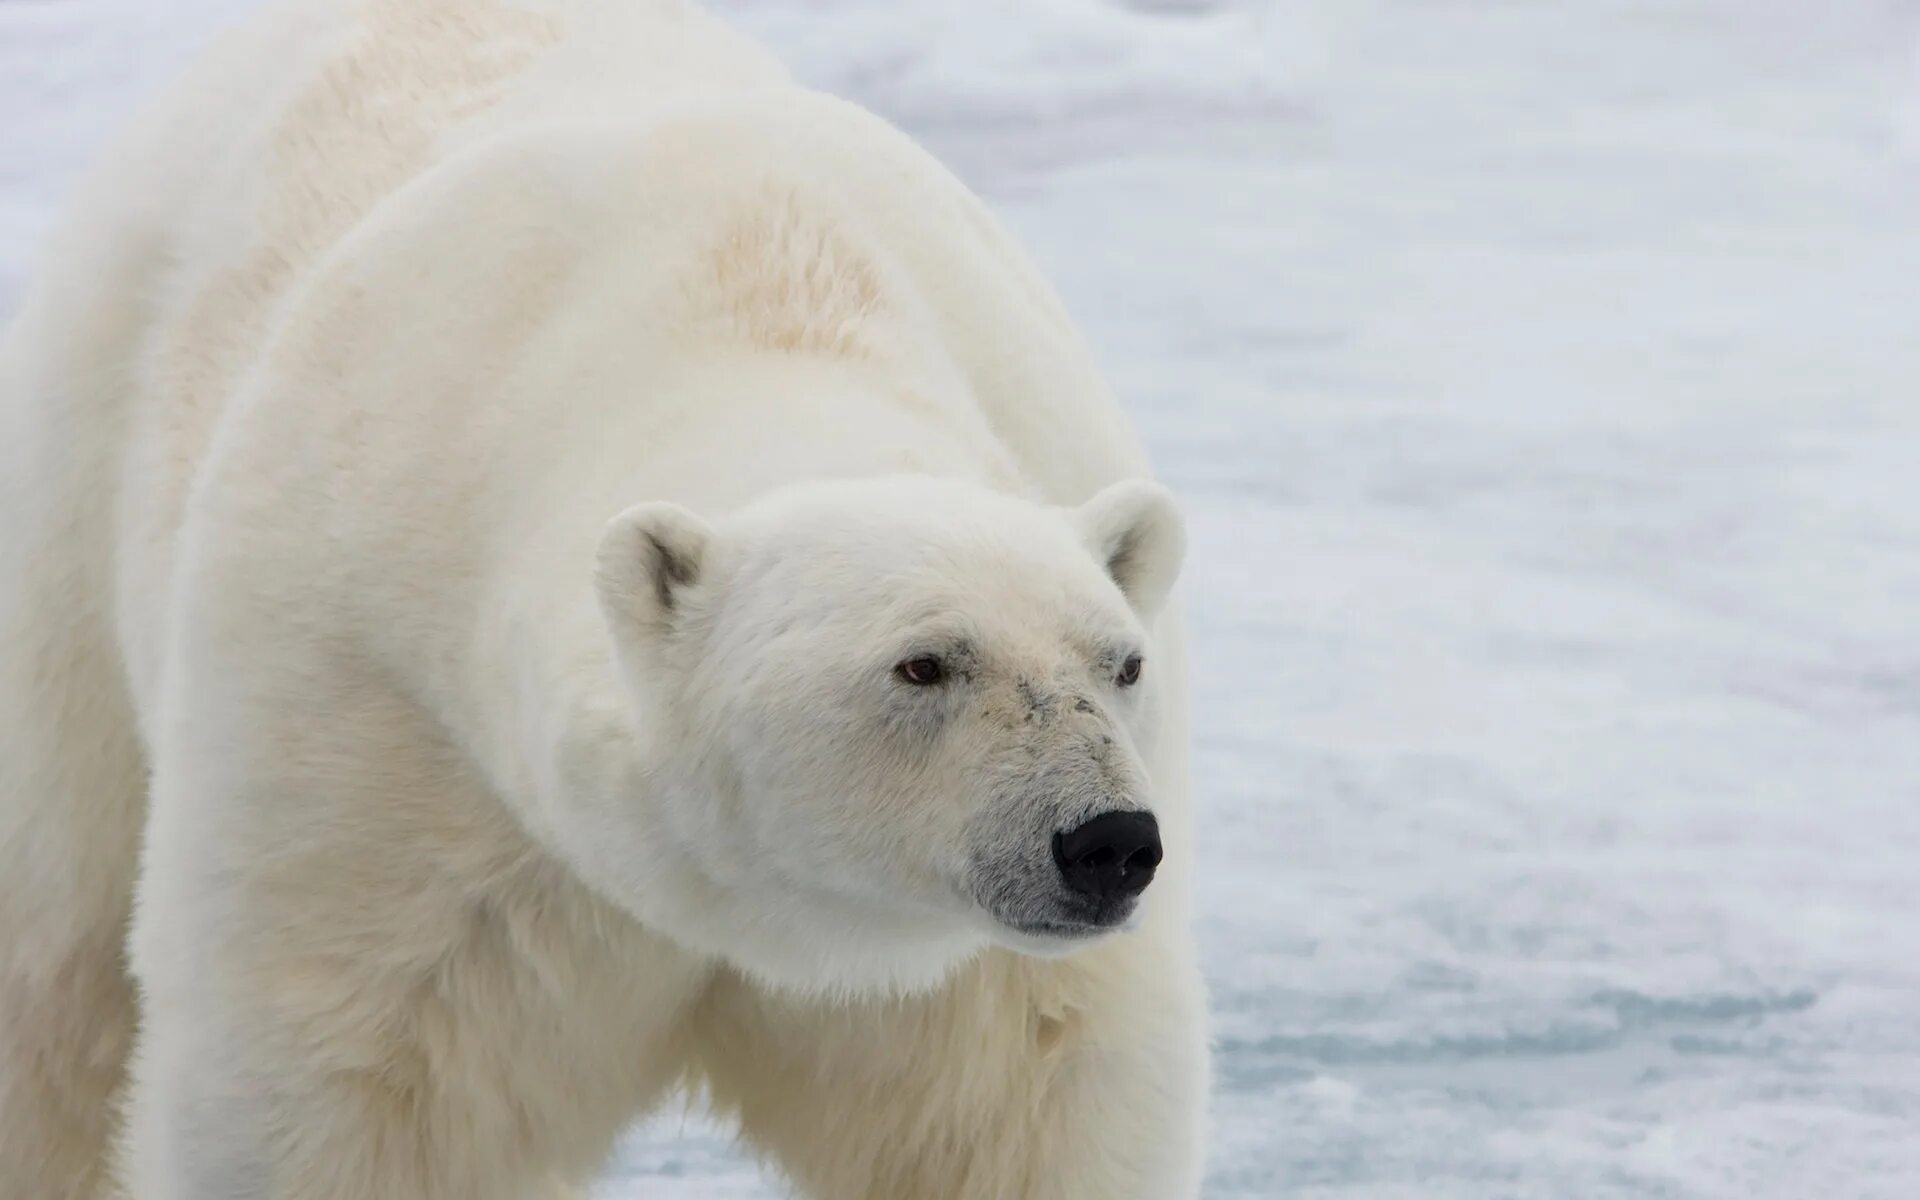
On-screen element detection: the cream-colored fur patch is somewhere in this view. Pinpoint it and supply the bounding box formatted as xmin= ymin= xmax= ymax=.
xmin=697 ymin=188 xmax=885 ymax=359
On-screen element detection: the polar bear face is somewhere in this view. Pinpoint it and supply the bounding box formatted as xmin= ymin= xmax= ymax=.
xmin=593 ymin=476 xmax=1186 ymax=994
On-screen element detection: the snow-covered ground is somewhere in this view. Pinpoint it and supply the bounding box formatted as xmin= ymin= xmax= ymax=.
xmin=6 ymin=1 xmax=1920 ymax=1195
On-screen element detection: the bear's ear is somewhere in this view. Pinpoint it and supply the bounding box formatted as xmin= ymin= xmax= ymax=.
xmin=1073 ymin=479 xmax=1186 ymax=617
xmin=595 ymin=502 xmax=714 ymax=637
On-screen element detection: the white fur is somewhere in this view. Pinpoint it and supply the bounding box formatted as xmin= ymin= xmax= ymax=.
xmin=0 ymin=2 xmax=1209 ymax=1197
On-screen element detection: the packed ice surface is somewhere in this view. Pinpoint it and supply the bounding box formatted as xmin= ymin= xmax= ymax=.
xmin=5 ymin=1 xmax=1919 ymax=1195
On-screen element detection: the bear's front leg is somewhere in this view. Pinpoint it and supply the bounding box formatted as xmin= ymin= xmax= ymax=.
xmin=116 ymin=897 xmax=593 ymax=1200
xmin=117 ymin=849 xmax=700 ymax=1200
xmin=115 ymin=665 xmax=710 ymax=1200
xmin=113 ymin=995 xmax=277 ymax=1198
xmin=116 ymin=1029 xmax=594 ymax=1200
xmin=690 ymin=933 xmax=1210 ymax=1200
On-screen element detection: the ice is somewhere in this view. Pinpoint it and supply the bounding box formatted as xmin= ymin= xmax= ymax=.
xmin=5 ymin=1 xmax=1919 ymax=1195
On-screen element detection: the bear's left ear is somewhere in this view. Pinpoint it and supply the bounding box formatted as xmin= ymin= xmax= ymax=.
xmin=1073 ymin=479 xmax=1186 ymax=616
xmin=595 ymin=501 xmax=714 ymax=640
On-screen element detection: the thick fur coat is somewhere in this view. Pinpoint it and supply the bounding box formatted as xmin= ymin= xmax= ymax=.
xmin=0 ymin=2 xmax=1210 ymax=1196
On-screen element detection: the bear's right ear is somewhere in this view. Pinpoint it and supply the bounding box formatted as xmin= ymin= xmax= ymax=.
xmin=1073 ymin=479 xmax=1186 ymax=618
xmin=595 ymin=502 xmax=714 ymax=637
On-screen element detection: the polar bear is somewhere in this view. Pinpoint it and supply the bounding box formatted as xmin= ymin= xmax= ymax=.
xmin=0 ymin=1 xmax=1209 ymax=1197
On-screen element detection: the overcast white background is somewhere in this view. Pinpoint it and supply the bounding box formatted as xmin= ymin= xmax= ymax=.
xmin=5 ymin=1 xmax=1920 ymax=1195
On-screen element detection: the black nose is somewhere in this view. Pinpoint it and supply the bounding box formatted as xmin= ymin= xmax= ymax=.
xmin=1052 ymin=811 xmax=1162 ymax=902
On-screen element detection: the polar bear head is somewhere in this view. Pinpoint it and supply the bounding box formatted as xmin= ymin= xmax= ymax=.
xmin=592 ymin=475 xmax=1186 ymax=995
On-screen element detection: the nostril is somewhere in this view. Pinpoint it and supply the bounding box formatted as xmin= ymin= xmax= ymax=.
xmin=1052 ymin=811 xmax=1162 ymax=902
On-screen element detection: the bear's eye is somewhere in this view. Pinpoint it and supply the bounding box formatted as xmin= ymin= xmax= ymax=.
xmin=1116 ymin=654 xmax=1144 ymax=688
xmin=895 ymin=655 xmax=947 ymax=687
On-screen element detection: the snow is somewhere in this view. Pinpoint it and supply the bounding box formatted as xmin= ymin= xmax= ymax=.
xmin=6 ymin=1 xmax=1920 ymax=1195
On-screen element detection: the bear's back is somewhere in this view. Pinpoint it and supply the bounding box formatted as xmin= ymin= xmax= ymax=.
xmin=15 ymin=0 xmax=1153 ymax=708
xmin=78 ymin=0 xmax=790 ymax=702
